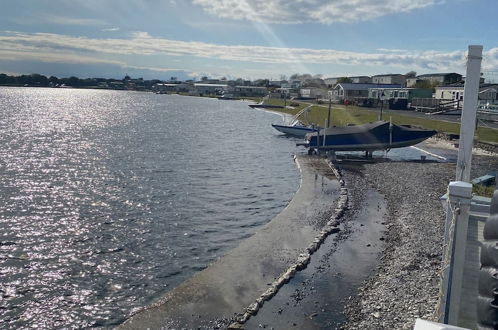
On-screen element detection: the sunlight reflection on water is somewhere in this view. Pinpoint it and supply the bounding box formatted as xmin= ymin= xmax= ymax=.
xmin=0 ymin=88 xmax=300 ymax=328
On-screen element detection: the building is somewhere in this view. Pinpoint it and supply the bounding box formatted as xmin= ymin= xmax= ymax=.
xmin=153 ymin=83 xmax=189 ymax=93
xmin=435 ymin=84 xmax=498 ymax=102
xmin=192 ymin=83 xmax=231 ymax=96
xmin=332 ymin=83 xmax=402 ymax=102
xmin=416 ymin=73 xmax=463 ymax=86
xmin=368 ymin=87 xmax=433 ymax=101
xmin=368 ymin=87 xmax=433 ymax=109
xmin=232 ymin=86 xmax=268 ymax=97
xmin=350 ymin=76 xmax=372 ymax=83
xmin=275 ymin=87 xmax=299 ymax=99
xmin=406 ymin=78 xmax=422 ymax=87
xmin=299 ymin=87 xmax=328 ymax=99
xmin=269 ymin=80 xmax=287 ymax=88
xmin=324 ymin=76 xmax=371 ymax=87
xmin=371 ymin=74 xmax=406 ymax=86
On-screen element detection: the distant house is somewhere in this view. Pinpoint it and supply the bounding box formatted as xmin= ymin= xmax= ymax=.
xmin=299 ymin=87 xmax=327 ymax=99
xmin=324 ymin=76 xmax=371 ymax=87
xmin=406 ymin=78 xmax=421 ymax=88
xmin=269 ymin=80 xmax=287 ymax=88
xmin=275 ymin=87 xmax=299 ymax=99
xmin=368 ymin=87 xmax=433 ymax=101
xmin=153 ymin=83 xmax=189 ymax=93
xmin=193 ymin=83 xmax=231 ymax=96
xmin=232 ymin=86 xmax=268 ymax=97
xmin=350 ymin=76 xmax=372 ymax=83
xmin=371 ymin=74 xmax=406 ymax=86
xmin=434 ymin=84 xmax=498 ymax=102
xmin=368 ymin=87 xmax=433 ymax=109
xmin=416 ymin=73 xmax=463 ymax=86
xmin=332 ymin=83 xmax=402 ymax=102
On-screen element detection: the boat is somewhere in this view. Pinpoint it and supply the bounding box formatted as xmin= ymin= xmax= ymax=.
xmin=217 ymin=92 xmax=237 ymax=100
xmin=304 ymin=121 xmax=436 ymax=152
xmin=248 ymin=103 xmax=285 ymax=109
xmin=271 ymin=124 xmax=315 ymax=137
xmin=271 ymin=105 xmax=317 ymax=137
xmin=248 ymin=95 xmax=285 ymax=109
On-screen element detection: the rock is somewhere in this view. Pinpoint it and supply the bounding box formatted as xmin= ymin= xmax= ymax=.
xmin=228 ymin=322 xmax=245 ymax=329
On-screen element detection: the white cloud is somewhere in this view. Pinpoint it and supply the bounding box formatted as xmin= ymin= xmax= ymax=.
xmin=102 ymin=27 xmax=120 ymax=32
xmin=14 ymin=14 xmax=106 ymax=26
xmin=0 ymin=31 xmax=497 ymax=75
xmin=192 ymin=0 xmax=441 ymax=24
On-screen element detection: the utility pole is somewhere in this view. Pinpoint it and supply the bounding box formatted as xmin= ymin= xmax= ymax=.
xmin=327 ymin=96 xmax=332 ymax=128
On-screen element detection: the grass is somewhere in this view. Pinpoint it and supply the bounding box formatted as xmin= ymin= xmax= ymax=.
xmin=473 ymin=184 xmax=496 ymax=198
xmin=258 ymin=98 xmax=498 ymax=144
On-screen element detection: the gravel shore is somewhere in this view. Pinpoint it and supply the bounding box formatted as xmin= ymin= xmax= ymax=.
xmin=340 ymin=153 xmax=498 ymax=330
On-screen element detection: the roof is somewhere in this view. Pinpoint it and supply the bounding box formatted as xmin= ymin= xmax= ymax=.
xmin=418 ymin=73 xmax=462 ymax=78
xmin=335 ymin=83 xmax=402 ymax=90
xmin=194 ymin=83 xmax=228 ymax=87
xmin=235 ymin=86 xmax=267 ymax=89
xmin=372 ymin=74 xmax=404 ymax=77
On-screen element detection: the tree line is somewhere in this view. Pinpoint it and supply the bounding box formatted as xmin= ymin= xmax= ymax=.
xmin=0 ymin=73 xmax=162 ymax=88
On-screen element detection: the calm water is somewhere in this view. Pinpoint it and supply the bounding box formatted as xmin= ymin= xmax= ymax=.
xmin=0 ymin=88 xmax=300 ymax=328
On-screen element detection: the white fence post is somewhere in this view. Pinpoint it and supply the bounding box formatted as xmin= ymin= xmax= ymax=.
xmin=438 ymin=45 xmax=483 ymax=326
xmin=456 ymin=45 xmax=483 ymax=182
xmin=442 ymin=182 xmax=473 ymax=324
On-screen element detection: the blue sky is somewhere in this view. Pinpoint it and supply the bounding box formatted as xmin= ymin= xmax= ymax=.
xmin=1 ymin=0 xmax=497 ymax=81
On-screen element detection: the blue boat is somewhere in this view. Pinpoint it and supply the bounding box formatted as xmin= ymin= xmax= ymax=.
xmin=305 ymin=121 xmax=436 ymax=151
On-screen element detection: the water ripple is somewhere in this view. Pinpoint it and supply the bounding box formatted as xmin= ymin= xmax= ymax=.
xmin=0 ymin=88 xmax=300 ymax=328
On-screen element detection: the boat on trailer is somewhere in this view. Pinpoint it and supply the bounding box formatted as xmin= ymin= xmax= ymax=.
xmin=304 ymin=121 xmax=436 ymax=152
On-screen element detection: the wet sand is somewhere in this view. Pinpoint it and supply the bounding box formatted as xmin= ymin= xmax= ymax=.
xmin=245 ymin=188 xmax=387 ymax=329
xmin=119 ymin=156 xmax=341 ymax=329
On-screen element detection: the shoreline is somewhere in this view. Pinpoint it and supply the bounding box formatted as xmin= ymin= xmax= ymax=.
xmin=119 ymin=156 xmax=342 ymax=329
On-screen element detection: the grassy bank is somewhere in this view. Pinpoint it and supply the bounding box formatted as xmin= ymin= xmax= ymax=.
xmin=257 ymin=98 xmax=498 ymax=144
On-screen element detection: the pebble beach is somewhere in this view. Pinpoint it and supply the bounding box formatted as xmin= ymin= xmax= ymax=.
xmin=340 ymin=149 xmax=498 ymax=329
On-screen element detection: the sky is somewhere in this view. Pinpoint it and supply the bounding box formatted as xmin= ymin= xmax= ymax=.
xmin=1 ymin=0 xmax=498 ymax=81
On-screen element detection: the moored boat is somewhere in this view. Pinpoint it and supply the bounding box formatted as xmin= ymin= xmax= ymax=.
xmin=305 ymin=121 xmax=436 ymax=151
xmin=249 ymin=103 xmax=285 ymax=109
xmin=271 ymin=105 xmax=316 ymax=137
xmin=271 ymin=124 xmax=315 ymax=137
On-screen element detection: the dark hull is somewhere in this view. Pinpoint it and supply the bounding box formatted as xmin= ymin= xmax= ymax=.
xmin=306 ymin=121 xmax=436 ymax=151
xmin=249 ymin=104 xmax=285 ymax=109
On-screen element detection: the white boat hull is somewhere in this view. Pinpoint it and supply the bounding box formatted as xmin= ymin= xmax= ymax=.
xmin=272 ymin=124 xmax=314 ymax=137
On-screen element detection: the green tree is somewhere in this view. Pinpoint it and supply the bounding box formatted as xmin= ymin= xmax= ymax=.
xmin=413 ymin=80 xmax=439 ymax=89
xmin=405 ymin=71 xmax=417 ymax=78
xmin=337 ymin=77 xmax=353 ymax=83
